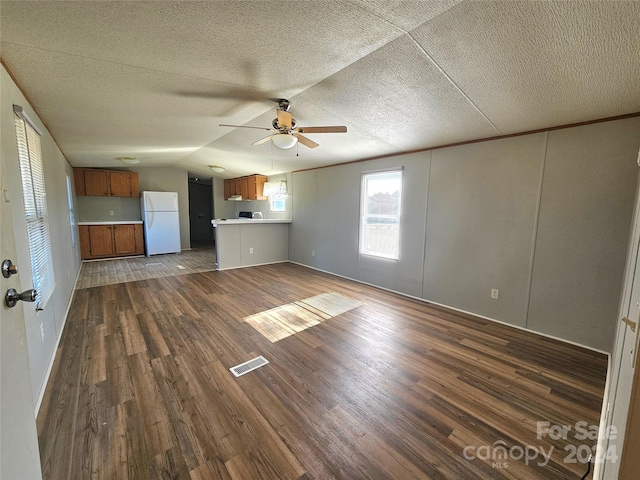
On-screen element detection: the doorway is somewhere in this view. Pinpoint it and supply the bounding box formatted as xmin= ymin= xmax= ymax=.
xmin=188 ymin=174 xmax=214 ymax=249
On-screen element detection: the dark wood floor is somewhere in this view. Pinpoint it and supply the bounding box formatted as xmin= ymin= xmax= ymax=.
xmin=37 ymin=262 xmax=607 ymax=479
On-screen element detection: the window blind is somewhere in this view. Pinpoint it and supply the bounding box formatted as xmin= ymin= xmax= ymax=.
xmin=14 ymin=106 xmax=55 ymax=309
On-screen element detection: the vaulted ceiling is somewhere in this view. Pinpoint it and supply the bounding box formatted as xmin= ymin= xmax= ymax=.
xmin=2 ymin=1 xmax=639 ymax=178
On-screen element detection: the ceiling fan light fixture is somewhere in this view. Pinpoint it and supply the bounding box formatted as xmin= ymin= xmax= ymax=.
xmin=208 ymin=165 xmax=226 ymax=173
xmin=117 ymin=156 xmax=141 ymax=165
xmin=271 ymin=133 xmax=298 ymax=150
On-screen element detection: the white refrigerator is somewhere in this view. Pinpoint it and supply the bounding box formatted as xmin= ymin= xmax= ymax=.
xmin=141 ymin=191 xmax=181 ymax=256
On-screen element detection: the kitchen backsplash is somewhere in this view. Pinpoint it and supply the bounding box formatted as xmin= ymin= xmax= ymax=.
xmin=77 ymin=195 xmax=142 ymax=221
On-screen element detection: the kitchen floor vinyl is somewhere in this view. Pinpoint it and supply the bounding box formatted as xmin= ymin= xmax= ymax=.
xmin=76 ymin=247 xmax=217 ymax=289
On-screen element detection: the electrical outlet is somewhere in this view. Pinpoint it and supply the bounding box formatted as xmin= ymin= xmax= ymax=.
xmin=109 ymin=210 xmax=114 ymax=216
xmin=491 ymin=288 xmax=499 ymax=300
xmin=40 ymin=323 xmax=45 ymax=342
xmin=249 ymin=247 xmax=254 ymax=254
xmin=312 ymin=250 xmax=315 ymax=257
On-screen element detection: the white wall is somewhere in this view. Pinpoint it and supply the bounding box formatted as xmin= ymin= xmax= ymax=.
xmin=130 ymin=166 xmax=191 ymax=250
xmin=290 ymin=117 xmax=640 ymax=352
xmin=213 ymin=177 xmax=235 ymax=220
xmin=77 ymin=194 xmax=141 ymax=222
xmin=526 ymin=121 xmax=639 ymax=346
xmin=424 ymin=134 xmax=546 ymax=325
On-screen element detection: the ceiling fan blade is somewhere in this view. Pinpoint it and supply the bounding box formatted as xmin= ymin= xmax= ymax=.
xmin=252 ymin=135 xmax=273 ymax=146
xmin=296 ymin=126 xmax=347 ymax=134
xmin=295 ymin=133 xmax=319 ymax=149
xmin=219 ymin=124 xmax=272 ymax=131
xmin=277 ymin=109 xmax=293 ymax=129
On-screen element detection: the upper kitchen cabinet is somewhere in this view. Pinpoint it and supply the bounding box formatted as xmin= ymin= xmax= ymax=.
xmin=223 ymin=174 xmax=267 ymax=200
xmin=110 ymin=171 xmax=140 ymax=197
xmin=248 ymin=174 xmax=267 ymax=201
xmin=74 ymin=168 xmax=140 ymax=197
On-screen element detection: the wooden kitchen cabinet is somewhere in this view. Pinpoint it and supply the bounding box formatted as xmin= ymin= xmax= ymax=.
xmin=223 ymin=174 xmax=267 ymax=200
xmin=239 ymin=177 xmax=249 ymax=199
xmin=110 ymin=171 xmax=140 ymax=197
xmin=79 ymin=224 xmax=144 ymax=260
xmin=74 ymin=168 xmax=140 ymax=197
xmin=248 ymin=174 xmax=267 ymax=201
xmin=224 ymin=178 xmax=247 ymax=198
xmin=82 ymin=170 xmax=110 ymax=196
xmin=113 ymin=224 xmax=138 ymax=254
xmin=223 ymin=178 xmax=239 ymax=199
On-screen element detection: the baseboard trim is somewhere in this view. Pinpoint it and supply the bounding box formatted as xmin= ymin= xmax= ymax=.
xmin=34 ymin=262 xmax=82 ymax=416
xmin=287 ymin=260 xmax=609 ymax=355
xmin=215 ymin=260 xmax=289 ymax=271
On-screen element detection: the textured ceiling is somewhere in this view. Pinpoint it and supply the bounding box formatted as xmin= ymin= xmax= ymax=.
xmin=1 ymin=1 xmax=639 ymax=178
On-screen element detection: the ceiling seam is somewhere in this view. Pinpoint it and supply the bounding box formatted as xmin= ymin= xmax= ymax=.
xmin=404 ymin=32 xmax=502 ymax=135
xmin=344 ymin=1 xmax=502 ymax=135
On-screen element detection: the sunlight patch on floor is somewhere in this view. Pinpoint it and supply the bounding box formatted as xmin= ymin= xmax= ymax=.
xmin=243 ymin=292 xmax=364 ymax=343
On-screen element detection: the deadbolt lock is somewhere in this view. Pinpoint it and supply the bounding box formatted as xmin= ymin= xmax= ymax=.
xmin=2 ymin=259 xmax=18 ymax=278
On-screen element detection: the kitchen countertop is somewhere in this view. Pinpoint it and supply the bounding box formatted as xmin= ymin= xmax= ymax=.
xmin=211 ymin=219 xmax=292 ymax=226
xmin=78 ymin=221 xmax=143 ymax=225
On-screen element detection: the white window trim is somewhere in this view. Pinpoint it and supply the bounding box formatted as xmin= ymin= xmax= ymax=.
xmin=359 ymin=168 xmax=403 ymax=261
xmin=66 ymin=173 xmax=77 ymax=247
xmin=269 ymin=195 xmax=287 ymax=213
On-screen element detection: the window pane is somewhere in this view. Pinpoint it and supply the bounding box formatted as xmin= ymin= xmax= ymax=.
xmin=14 ymin=112 xmax=55 ymax=309
xmin=66 ymin=174 xmax=77 ymax=247
xmin=360 ymin=170 xmax=402 ymax=259
xmin=270 ymin=196 xmax=286 ymax=212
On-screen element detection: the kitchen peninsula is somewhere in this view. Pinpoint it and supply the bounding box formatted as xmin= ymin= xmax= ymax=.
xmin=211 ymin=218 xmax=291 ymax=270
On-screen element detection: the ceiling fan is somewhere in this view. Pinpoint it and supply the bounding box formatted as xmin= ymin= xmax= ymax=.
xmin=219 ymin=99 xmax=347 ymax=149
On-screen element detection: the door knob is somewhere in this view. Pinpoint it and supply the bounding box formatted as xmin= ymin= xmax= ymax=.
xmin=2 ymin=259 xmax=18 ymax=278
xmin=5 ymin=288 xmax=37 ymax=308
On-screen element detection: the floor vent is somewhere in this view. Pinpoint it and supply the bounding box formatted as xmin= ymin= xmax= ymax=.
xmin=229 ymin=356 xmax=269 ymax=377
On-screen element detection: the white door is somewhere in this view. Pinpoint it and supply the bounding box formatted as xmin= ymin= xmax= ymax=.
xmin=597 ymin=174 xmax=640 ymax=479
xmin=1 ymin=136 xmax=43 ymax=478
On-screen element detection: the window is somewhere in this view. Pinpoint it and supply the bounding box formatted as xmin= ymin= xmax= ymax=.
xmin=359 ymin=169 xmax=402 ymax=260
xmin=264 ymin=180 xmax=287 ymax=213
xmin=14 ymin=105 xmax=55 ymax=309
xmin=66 ymin=173 xmax=76 ymax=247
xmin=270 ymin=196 xmax=286 ymax=212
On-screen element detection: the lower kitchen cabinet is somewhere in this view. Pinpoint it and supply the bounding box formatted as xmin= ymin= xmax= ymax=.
xmin=79 ymin=223 xmax=144 ymax=260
